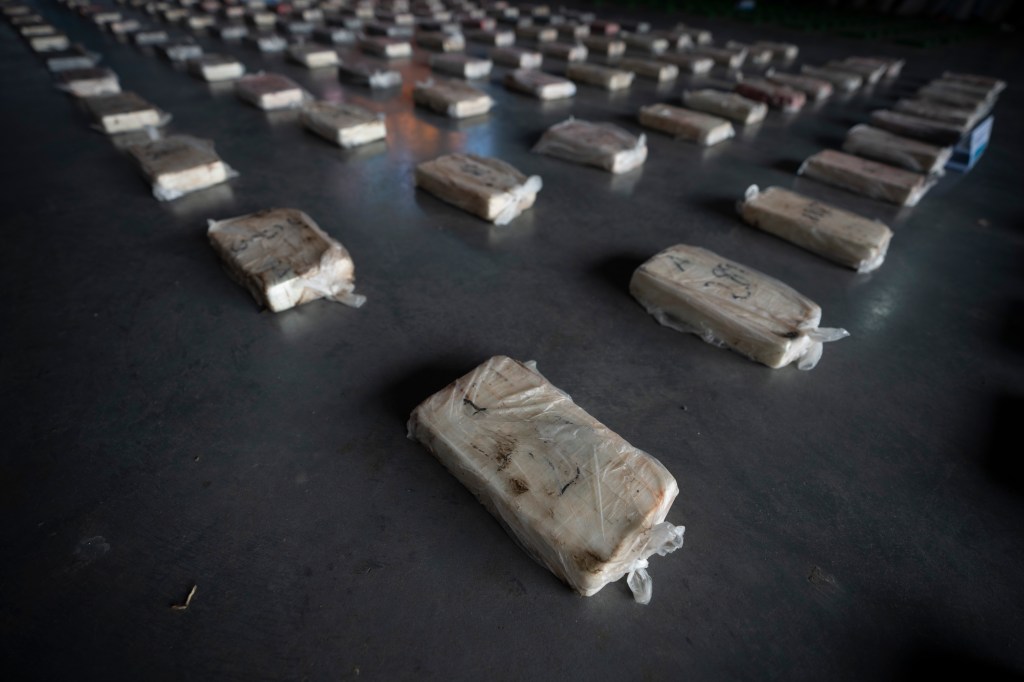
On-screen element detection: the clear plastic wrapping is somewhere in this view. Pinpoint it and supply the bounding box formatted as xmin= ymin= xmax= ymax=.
xmin=300 ymin=101 xmax=386 ymax=148
xmin=565 ymin=62 xmax=634 ymax=91
xmin=413 ymin=78 xmax=494 ymax=118
xmin=207 ymin=208 xmax=365 ymax=312
xmin=504 ymin=69 xmax=576 ymax=100
xmin=734 ymin=79 xmax=806 ymax=112
xmin=630 ymin=244 xmax=849 ymax=369
xmin=415 ymin=153 xmax=541 ymax=225
xmin=682 ymin=89 xmax=767 ymax=125
xmin=83 ymin=92 xmax=171 ymax=134
xmin=533 ymin=118 xmax=647 ymax=174
xmin=235 ymin=72 xmax=308 ymax=110
xmin=637 ymin=104 xmax=734 ymax=147
xmin=407 ymin=355 xmax=685 ymax=604
xmin=128 ymin=133 xmax=238 ymax=202
xmin=798 ymin=149 xmax=934 ymax=207
xmin=738 ymin=185 xmax=893 ymax=273
xmin=842 ymin=124 xmax=952 ymax=175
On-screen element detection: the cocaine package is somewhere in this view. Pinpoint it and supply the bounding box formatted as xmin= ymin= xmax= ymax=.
xmin=737 ymin=185 xmax=893 ymax=272
xmin=415 ymin=153 xmax=541 ymax=225
xmin=764 ymin=69 xmax=832 ymax=101
xmin=288 ymin=43 xmax=339 ymax=68
xmin=894 ymin=98 xmax=982 ymax=129
xmin=430 ymin=53 xmax=494 ymax=79
xmin=657 ymin=52 xmax=713 ymax=75
xmin=359 ymin=36 xmax=412 ymax=58
xmin=490 ymin=47 xmax=543 ymax=69
xmin=189 ymin=54 xmax=245 ymax=82
xmin=83 ymin=92 xmax=170 ymax=134
xmin=798 ymin=149 xmax=934 ymax=207
xmin=235 ymin=73 xmax=306 ymax=110
xmin=800 ymin=65 xmax=861 ymax=92
xmin=127 ymin=134 xmax=237 ymax=201
xmin=637 ymin=104 xmax=734 ymax=147
xmin=869 ymin=109 xmax=965 ymax=146
xmin=56 ymin=67 xmax=120 ymax=97
xmin=565 ymin=62 xmax=635 ymax=91
xmin=533 ymin=118 xmax=647 ymax=174
xmin=417 ymin=31 xmax=465 ymax=52
xmin=825 ymin=59 xmax=885 ymax=85
xmin=407 ymin=355 xmax=685 ymax=604
xmin=618 ymin=58 xmax=677 ymax=82
xmin=300 ymin=101 xmax=387 ymax=148
xmin=734 ymin=79 xmax=806 ymax=112
xmin=413 ymin=79 xmax=494 ymax=118
xmin=504 ymin=69 xmax=576 ymax=100
xmin=843 ymin=124 xmax=952 ymax=175
xmin=630 ymin=244 xmax=849 ymax=369
xmin=338 ymin=61 xmax=402 ymax=89
xmin=207 ymin=208 xmax=365 ymax=312
xmin=539 ymin=42 xmax=588 ymax=62
xmin=682 ymin=89 xmax=767 ymax=125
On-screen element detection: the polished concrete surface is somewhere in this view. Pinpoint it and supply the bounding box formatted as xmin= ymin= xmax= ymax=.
xmin=3 ymin=2 xmax=1024 ymax=680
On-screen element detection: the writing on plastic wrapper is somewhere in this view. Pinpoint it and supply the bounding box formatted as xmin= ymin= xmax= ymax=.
xmin=407 ymin=356 xmax=685 ymax=604
xmin=630 ymin=245 xmax=849 ymax=370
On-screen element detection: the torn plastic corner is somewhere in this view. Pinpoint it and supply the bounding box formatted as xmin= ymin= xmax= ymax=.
xmin=493 ymin=175 xmax=543 ymax=226
xmin=626 ymin=522 xmax=686 ymax=605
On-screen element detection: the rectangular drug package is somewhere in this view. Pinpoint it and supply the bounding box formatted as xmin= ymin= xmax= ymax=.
xmin=407 ymin=355 xmax=685 ymax=604
xmin=764 ymin=69 xmax=832 ymax=101
xmin=928 ymin=77 xmax=1001 ymax=103
xmin=45 ymin=45 xmax=101 ymax=73
xmin=288 ymin=43 xmax=339 ymax=68
xmin=630 ymin=244 xmax=849 ymax=369
xmin=824 ymin=59 xmax=885 ymax=85
xmin=533 ymin=118 xmax=647 ymax=174
xmin=622 ymin=32 xmax=668 ymax=54
xmin=417 ymin=31 xmax=465 ymax=52
xmin=734 ymin=79 xmax=806 ymax=112
xmin=844 ymin=56 xmax=904 ymax=79
xmin=414 ymin=153 xmax=542 ymax=225
xmin=892 ymin=98 xmax=980 ymax=132
xmin=725 ymin=41 xmax=771 ymax=66
xmin=682 ymin=89 xmax=767 ymax=125
xmin=869 ymin=109 xmax=966 ymax=146
xmin=465 ymin=29 xmax=516 ymax=46
xmin=83 ymin=92 xmax=168 ymax=134
xmin=189 ymin=54 xmax=245 ymax=82
xmin=540 ymin=41 xmax=588 ymax=62
xmin=490 ymin=46 xmax=543 ymax=69
xmin=637 ymin=104 xmax=734 ymax=146
xmin=565 ymin=62 xmax=634 ymax=91
xmin=127 ymin=134 xmax=235 ymax=201
xmin=799 ymin=149 xmax=934 ymax=207
xmin=618 ymin=57 xmax=677 ymax=82
xmin=799 ymin=65 xmax=861 ymax=92
xmin=504 ymin=69 xmax=576 ymax=100
xmin=737 ymin=185 xmax=893 ymax=273
xmin=300 ymin=101 xmax=386 ymax=148
xmin=581 ymin=35 xmax=625 ymax=57
xmin=843 ymin=124 xmax=952 ymax=175
xmin=30 ymin=32 xmax=70 ymax=52
xmin=941 ymin=71 xmax=1006 ymax=96
xmin=160 ymin=39 xmax=203 ymax=63
xmin=692 ymin=46 xmax=746 ymax=69
xmin=207 ymin=208 xmax=365 ymax=312
xmin=246 ymin=32 xmax=287 ymax=53
xmin=917 ymin=83 xmax=994 ymax=110
xmin=430 ymin=53 xmax=493 ymax=79
xmin=359 ymin=36 xmax=413 ymax=58
xmin=338 ymin=61 xmax=403 ymax=89
xmin=658 ymin=52 xmax=713 ymax=75
xmin=751 ymin=41 xmax=799 ymax=61
xmin=413 ymin=79 xmax=494 ymax=118
xmin=56 ymin=67 xmax=120 ymax=97
xmin=235 ymin=73 xmax=305 ymax=110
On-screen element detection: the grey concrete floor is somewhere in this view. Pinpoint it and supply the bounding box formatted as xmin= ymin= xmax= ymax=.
xmin=2 ymin=2 xmax=1023 ymax=680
